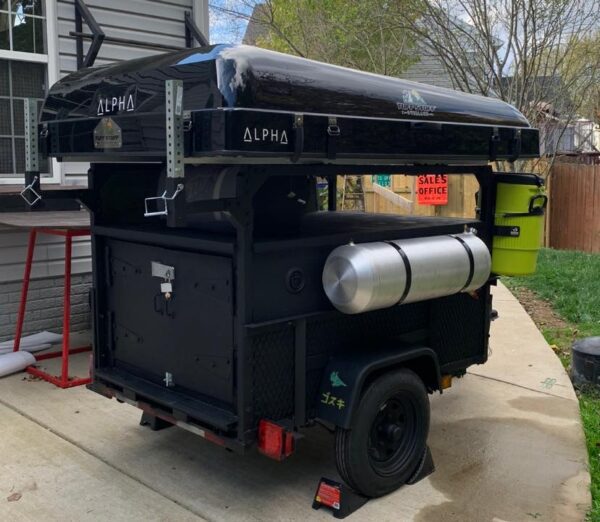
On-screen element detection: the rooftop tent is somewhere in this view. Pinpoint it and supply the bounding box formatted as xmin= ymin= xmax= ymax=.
xmin=40 ymin=44 xmax=538 ymax=163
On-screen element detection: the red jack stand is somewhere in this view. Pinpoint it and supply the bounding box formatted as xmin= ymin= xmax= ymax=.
xmin=13 ymin=227 xmax=92 ymax=388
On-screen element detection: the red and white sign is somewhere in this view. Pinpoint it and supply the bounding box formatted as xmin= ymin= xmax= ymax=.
xmin=315 ymin=482 xmax=341 ymax=510
xmin=417 ymin=174 xmax=448 ymax=205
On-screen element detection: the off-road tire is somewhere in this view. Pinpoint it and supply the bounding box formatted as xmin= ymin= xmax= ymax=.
xmin=334 ymin=368 xmax=430 ymax=498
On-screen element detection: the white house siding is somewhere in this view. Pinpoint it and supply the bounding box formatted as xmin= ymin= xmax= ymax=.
xmin=57 ymin=0 xmax=196 ymax=184
xmin=401 ymin=53 xmax=455 ymax=90
xmin=0 ymin=0 xmax=208 ymax=342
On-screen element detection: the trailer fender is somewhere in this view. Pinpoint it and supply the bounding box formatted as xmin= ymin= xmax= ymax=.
xmin=315 ymin=347 xmax=441 ymax=429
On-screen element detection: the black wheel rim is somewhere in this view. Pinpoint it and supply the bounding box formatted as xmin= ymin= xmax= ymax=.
xmin=367 ymin=391 xmax=419 ymax=477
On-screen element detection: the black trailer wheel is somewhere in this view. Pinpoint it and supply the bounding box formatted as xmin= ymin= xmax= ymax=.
xmin=335 ymin=369 xmax=430 ymax=498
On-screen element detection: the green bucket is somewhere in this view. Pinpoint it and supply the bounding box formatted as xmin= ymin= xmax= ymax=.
xmin=492 ymin=174 xmax=547 ymax=276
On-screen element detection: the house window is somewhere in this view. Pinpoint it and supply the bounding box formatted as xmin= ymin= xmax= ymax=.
xmin=0 ymin=1 xmax=48 ymax=179
xmin=0 ymin=0 xmax=46 ymax=54
xmin=0 ymin=59 xmax=48 ymax=177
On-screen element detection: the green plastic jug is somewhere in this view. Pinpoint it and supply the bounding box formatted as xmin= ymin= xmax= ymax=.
xmin=492 ymin=174 xmax=547 ymax=276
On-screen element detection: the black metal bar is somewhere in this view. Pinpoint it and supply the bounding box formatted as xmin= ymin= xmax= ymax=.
xmin=327 ymin=175 xmax=337 ymax=211
xmin=229 ymin=169 xmax=269 ymax=444
xmin=184 ymin=10 xmax=209 ymax=48
xmin=474 ymin=165 xmax=496 ymax=251
xmin=36 ymin=188 xmax=90 ymax=201
xmin=75 ymin=5 xmax=83 ymax=70
xmin=70 ymin=32 xmax=183 ymax=52
xmin=165 ymin=178 xmax=187 ymax=228
xmin=70 ymin=9 xmax=209 ymax=64
xmin=294 ymin=318 xmax=307 ymax=427
xmin=73 ymin=0 xmax=105 ymax=69
xmin=231 ymin=205 xmax=254 ymax=444
xmin=313 ymin=164 xmax=487 ymax=177
xmin=185 ymin=198 xmax=234 ymax=214
xmin=92 ymin=225 xmax=234 ymax=255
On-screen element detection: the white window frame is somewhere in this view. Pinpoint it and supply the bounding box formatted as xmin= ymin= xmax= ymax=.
xmin=0 ymin=0 xmax=61 ymax=185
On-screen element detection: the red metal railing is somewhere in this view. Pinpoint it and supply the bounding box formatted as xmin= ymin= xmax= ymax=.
xmin=13 ymin=227 xmax=92 ymax=388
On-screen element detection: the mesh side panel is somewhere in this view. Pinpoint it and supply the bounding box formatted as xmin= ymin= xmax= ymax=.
xmin=0 ymin=137 xmax=13 ymax=174
xmin=250 ymin=326 xmax=295 ymax=425
xmin=11 ymin=61 xmax=45 ymax=98
xmin=429 ymin=293 xmax=486 ymax=365
xmin=12 ymin=98 xmax=23 ymax=135
xmin=14 ymin=137 xmax=24 ymax=173
xmin=0 ymin=99 xmax=10 ymax=134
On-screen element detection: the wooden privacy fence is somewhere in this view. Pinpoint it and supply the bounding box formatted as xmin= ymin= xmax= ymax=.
xmin=548 ymin=163 xmax=600 ymax=253
xmin=363 ymin=174 xmax=479 ymax=219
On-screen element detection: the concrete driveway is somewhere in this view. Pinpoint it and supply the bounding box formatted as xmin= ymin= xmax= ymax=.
xmin=0 ymin=284 xmax=591 ymax=521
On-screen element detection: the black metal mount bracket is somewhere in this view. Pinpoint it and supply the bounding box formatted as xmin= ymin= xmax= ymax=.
xmin=72 ymin=0 xmax=104 ymax=70
xmin=139 ymin=411 xmax=174 ymax=431
xmin=70 ymin=0 xmax=209 ymax=69
xmin=185 ymin=11 xmax=209 ymax=48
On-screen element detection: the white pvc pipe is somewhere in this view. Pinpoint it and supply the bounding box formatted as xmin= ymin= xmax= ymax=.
xmin=0 ymin=351 xmax=36 ymax=378
xmin=0 ymin=343 xmax=52 ymax=355
xmin=0 ymin=331 xmax=62 ymax=351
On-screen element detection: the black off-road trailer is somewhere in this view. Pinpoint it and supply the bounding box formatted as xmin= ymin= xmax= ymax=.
xmin=30 ymin=44 xmax=539 ymax=499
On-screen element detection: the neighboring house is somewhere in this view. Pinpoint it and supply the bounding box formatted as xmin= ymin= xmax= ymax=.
xmin=241 ymin=3 xmax=268 ymax=46
xmin=0 ymin=0 xmax=209 ymax=341
xmin=541 ymin=119 xmax=600 ymax=155
xmin=400 ymin=43 xmax=456 ymax=90
xmin=499 ymin=76 xmax=600 ymax=155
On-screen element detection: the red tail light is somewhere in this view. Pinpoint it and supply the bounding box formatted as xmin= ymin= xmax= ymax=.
xmin=258 ymin=419 xmax=295 ymax=461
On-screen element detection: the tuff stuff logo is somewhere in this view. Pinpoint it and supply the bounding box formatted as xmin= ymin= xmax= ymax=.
xmin=397 ymin=89 xmax=436 ymax=117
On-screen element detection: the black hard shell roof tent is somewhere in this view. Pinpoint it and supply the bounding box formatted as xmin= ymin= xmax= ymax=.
xmin=40 ymin=44 xmax=538 ymax=164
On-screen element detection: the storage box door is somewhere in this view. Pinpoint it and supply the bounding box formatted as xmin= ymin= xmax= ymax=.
xmin=104 ymin=239 xmax=234 ymax=404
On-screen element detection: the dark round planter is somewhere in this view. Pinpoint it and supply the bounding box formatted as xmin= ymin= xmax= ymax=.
xmin=571 ymin=337 xmax=600 ymax=388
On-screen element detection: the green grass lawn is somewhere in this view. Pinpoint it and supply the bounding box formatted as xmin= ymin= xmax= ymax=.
xmin=505 ymin=248 xmax=600 ymax=521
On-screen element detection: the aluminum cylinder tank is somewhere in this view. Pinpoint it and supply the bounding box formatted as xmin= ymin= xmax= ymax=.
xmin=322 ymin=232 xmax=491 ymax=314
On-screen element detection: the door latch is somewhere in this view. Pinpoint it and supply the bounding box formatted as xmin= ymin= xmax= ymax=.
xmin=151 ymin=261 xmax=175 ymax=299
xmin=161 ymin=272 xmax=173 ymax=300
